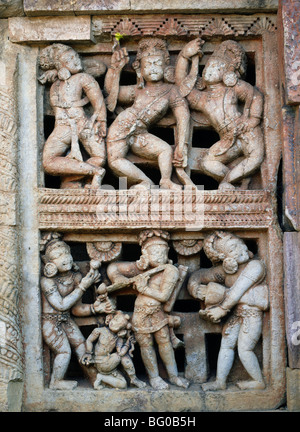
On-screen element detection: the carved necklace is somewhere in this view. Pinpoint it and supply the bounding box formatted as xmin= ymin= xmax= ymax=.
xmin=145 ymin=83 xmax=166 ymax=97
xmin=57 ymin=272 xmax=75 ymax=286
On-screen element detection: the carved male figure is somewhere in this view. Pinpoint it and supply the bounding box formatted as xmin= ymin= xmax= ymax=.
xmin=40 ymin=233 xmax=113 ymax=390
xmin=106 ymin=230 xmax=189 ymax=390
xmin=104 ymin=38 xmax=190 ymax=190
xmin=188 ymin=231 xmax=268 ymax=390
xmin=176 ymin=39 xmax=264 ymax=190
xmin=81 ymin=310 xmax=146 ymax=389
xmin=39 ymin=43 xmax=107 ymax=189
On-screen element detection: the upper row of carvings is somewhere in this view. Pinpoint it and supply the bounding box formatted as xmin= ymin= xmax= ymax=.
xmin=35 ymin=14 xmax=277 ymax=192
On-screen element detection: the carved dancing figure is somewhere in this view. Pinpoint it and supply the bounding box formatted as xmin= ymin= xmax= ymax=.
xmin=106 ymin=230 xmax=190 ymax=390
xmin=104 ymin=38 xmax=191 ymax=190
xmin=176 ymin=38 xmax=264 ymax=190
xmin=38 ymin=44 xmax=107 ymax=189
xmin=40 ymin=233 xmax=114 ymax=390
xmin=188 ymin=231 xmax=268 ymax=390
xmin=81 ymin=310 xmax=146 ymax=389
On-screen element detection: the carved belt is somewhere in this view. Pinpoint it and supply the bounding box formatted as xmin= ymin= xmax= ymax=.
xmin=134 ymin=305 xmax=162 ymax=315
xmin=42 ymin=312 xmax=71 ymax=334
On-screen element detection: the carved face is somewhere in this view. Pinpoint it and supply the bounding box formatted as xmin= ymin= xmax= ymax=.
xmin=224 ymin=237 xmax=250 ymax=264
xmin=58 ymin=49 xmax=82 ymax=74
xmin=48 ymin=245 xmax=73 ymax=273
xmin=145 ymin=243 xmax=169 ymax=267
xmin=202 ymin=58 xmax=227 ymax=84
xmin=140 ymin=55 xmax=165 ymax=83
xmin=108 ymin=313 xmax=129 ymax=334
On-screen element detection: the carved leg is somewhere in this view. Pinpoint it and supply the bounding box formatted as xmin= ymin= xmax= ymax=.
xmin=135 ymin=332 xmax=169 ymax=389
xmin=202 ymin=321 xmax=240 ymax=391
xmin=236 ymin=313 xmax=265 ymax=390
xmin=155 ymin=327 xmax=189 ymax=389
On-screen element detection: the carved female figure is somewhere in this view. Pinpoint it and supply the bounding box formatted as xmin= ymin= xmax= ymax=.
xmin=176 ymin=39 xmax=264 ymax=190
xmin=106 ymin=230 xmax=189 ymax=390
xmin=39 ymin=44 xmax=107 ymax=189
xmin=40 ymin=234 xmax=113 ymax=390
xmin=188 ymin=231 xmax=268 ymax=390
xmin=104 ymin=38 xmax=190 ymax=190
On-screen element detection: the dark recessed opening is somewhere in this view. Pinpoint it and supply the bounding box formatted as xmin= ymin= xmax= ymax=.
xmin=116 ymin=295 xmax=136 ymax=312
xmin=192 ymin=128 xmax=220 ymax=149
xmin=205 ymin=333 xmax=222 ymax=378
xmin=190 ymin=172 xmax=219 ymax=190
xmin=173 ymin=299 xmax=200 ymax=312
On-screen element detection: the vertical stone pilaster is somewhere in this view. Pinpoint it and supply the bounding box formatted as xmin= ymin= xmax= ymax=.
xmin=0 ymin=20 xmax=23 ymax=412
xmin=278 ymin=0 xmax=300 ymax=411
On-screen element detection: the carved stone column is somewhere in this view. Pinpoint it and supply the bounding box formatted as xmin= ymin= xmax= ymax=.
xmin=0 ymin=20 xmax=23 ymax=411
xmin=278 ymin=0 xmax=300 ymax=412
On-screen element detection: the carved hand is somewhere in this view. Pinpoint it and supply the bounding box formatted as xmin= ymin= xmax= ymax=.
xmin=173 ymin=148 xmax=185 ymax=168
xmin=111 ymin=47 xmax=129 ymax=71
xmin=181 ymin=37 xmax=204 ymax=59
xmin=133 ymin=274 xmax=150 ymax=293
xmin=81 ymin=269 xmax=101 ymax=290
xmin=80 ymin=353 xmax=93 ymax=366
xmin=205 ymin=306 xmax=228 ymax=323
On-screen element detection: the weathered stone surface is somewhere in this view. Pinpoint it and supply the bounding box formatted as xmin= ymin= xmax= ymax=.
xmin=281 ymin=106 xmax=300 ymax=230
xmin=286 ymin=368 xmax=300 ymax=411
xmin=23 ymin=0 xmax=278 ymax=16
xmin=284 ymin=232 xmax=300 ymax=369
xmin=278 ymin=0 xmax=300 ymax=105
xmin=130 ymin=0 xmax=278 ymax=13
xmin=8 ymin=16 xmax=93 ymax=43
xmin=23 ymin=0 xmax=131 ymax=16
xmin=0 ymin=0 xmax=23 ymax=17
xmin=0 ymin=20 xmax=23 ymax=412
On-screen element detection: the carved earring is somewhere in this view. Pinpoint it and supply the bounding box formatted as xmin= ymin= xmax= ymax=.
xmin=222 ymin=257 xmax=238 ymax=274
xmin=43 ymin=262 xmax=58 ymax=278
xmin=58 ymin=67 xmax=71 ymax=81
xmin=223 ymin=71 xmax=238 ymax=87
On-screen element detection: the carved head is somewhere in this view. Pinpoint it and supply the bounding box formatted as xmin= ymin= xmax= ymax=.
xmin=202 ymin=40 xmax=247 ymax=86
xmin=106 ymin=311 xmax=131 ymax=336
xmin=41 ymin=234 xmax=74 ymax=277
xmin=203 ymin=231 xmax=252 ymax=274
xmin=137 ymin=229 xmax=172 ymax=270
xmin=132 ymin=38 xmax=170 ymax=87
xmin=39 ymin=43 xmax=82 ymax=82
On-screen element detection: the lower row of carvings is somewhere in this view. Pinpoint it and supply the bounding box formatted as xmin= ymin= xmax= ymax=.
xmin=40 ymin=229 xmax=268 ymax=392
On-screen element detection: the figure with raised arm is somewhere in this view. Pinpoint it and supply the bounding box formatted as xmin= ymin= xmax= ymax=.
xmin=106 ymin=230 xmax=189 ymax=390
xmin=104 ymin=38 xmax=191 ymax=190
xmin=40 ymin=233 xmax=114 ymax=390
xmin=39 ymin=43 xmax=107 ymax=189
xmin=176 ymin=38 xmax=264 ymax=190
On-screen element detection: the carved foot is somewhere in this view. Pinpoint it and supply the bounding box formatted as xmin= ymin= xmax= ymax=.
xmin=130 ymin=181 xmax=152 ymax=190
xmin=202 ymin=380 xmax=226 ymax=391
xmin=169 ymin=375 xmax=190 ymax=389
xmin=160 ymin=179 xmax=182 ymax=191
xmin=236 ymin=380 xmax=265 ymax=390
xmin=85 ymin=168 xmax=106 ymax=189
xmin=130 ymin=377 xmax=147 ymax=388
xmin=149 ymin=376 xmax=169 ymax=390
xmin=218 ymin=181 xmax=236 ymax=191
xmin=49 ymin=380 xmax=78 ymax=390
xmin=93 ymin=374 xmax=104 ymax=390
xmin=60 ymin=181 xmax=82 ymax=189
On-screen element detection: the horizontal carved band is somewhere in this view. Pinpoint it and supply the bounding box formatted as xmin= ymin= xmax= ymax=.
xmin=39 ymin=188 xmax=273 ymax=231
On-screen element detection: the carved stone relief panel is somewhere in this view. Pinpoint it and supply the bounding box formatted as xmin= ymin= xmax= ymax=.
xmin=7 ymin=11 xmax=285 ymax=412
